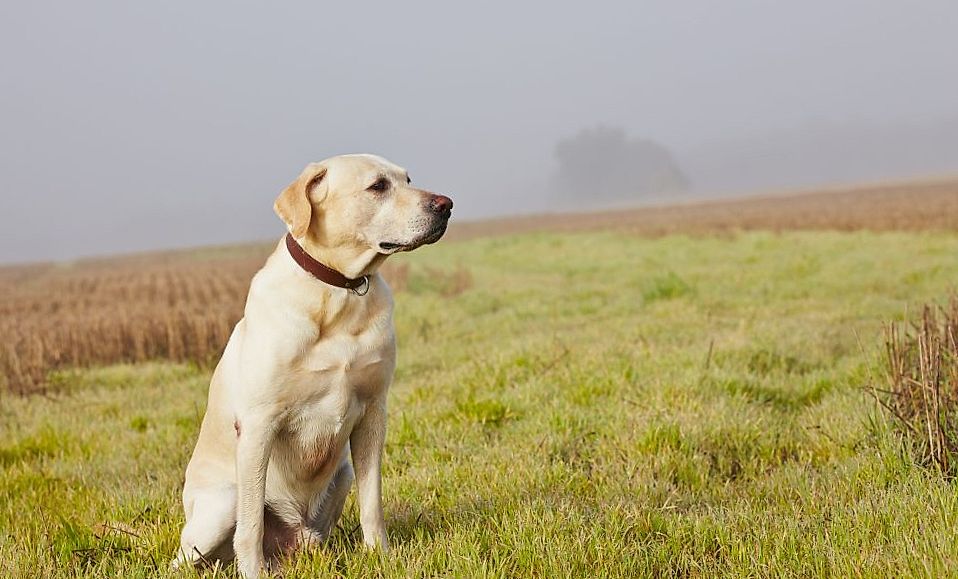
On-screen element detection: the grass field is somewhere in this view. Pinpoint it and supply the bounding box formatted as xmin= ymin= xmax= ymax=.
xmin=3 ymin=227 xmax=958 ymax=577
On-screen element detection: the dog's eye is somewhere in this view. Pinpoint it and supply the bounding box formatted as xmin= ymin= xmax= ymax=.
xmin=367 ymin=178 xmax=390 ymax=192
xmin=406 ymin=175 xmax=411 ymax=184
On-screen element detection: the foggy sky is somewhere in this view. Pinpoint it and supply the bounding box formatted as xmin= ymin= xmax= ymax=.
xmin=2 ymin=1 xmax=957 ymax=263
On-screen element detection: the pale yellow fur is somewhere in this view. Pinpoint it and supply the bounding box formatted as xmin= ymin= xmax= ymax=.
xmin=173 ymin=154 xmax=451 ymax=577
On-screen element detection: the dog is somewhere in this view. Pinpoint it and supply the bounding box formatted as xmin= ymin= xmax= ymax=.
xmin=172 ymin=154 xmax=452 ymax=577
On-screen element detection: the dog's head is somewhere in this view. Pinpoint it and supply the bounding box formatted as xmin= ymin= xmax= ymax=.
xmin=275 ymin=154 xmax=453 ymax=260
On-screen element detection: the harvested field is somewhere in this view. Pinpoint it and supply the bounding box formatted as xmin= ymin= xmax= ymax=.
xmin=0 ymin=251 xmax=261 ymax=394
xmin=449 ymin=177 xmax=958 ymax=239
xmin=1 ymin=178 xmax=956 ymax=395
xmin=0 ymin=247 xmax=415 ymax=394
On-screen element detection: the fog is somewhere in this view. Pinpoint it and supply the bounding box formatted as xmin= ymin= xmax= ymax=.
xmin=1 ymin=1 xmax=957 ymax=263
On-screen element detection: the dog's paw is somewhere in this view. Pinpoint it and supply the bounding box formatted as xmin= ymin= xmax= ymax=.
xmin=237 ymin=559 xmax=266 ymax=579
xmin=361 ymin=533 xmax=389 ymax=553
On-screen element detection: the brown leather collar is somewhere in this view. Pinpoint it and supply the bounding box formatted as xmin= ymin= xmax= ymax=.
xmin=285 ymin=233 xmax=370 ymax=295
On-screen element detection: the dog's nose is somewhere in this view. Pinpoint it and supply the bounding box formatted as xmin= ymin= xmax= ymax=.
xmin=428 ymin=194 xmax=453 ymax=216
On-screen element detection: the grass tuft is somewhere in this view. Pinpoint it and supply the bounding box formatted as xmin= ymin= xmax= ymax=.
xmin=454 ymin=397 xmax=516 ymax=427
xmin=642 ymin=271 xmax=694 ymax=303
xmin=0 ymin=427 xmax=70 ymax=467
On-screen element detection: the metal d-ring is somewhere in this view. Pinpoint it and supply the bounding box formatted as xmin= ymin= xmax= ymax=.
xmin=351 ymin=276 xmax=370 ymax=296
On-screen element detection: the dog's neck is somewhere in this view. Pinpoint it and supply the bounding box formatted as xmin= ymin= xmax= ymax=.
xmin=288 ymin=234 xmax=388 ymax=282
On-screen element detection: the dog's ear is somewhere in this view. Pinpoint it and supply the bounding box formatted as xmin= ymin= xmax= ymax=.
xmin=274 ymin=164 xmax=327 ymax=238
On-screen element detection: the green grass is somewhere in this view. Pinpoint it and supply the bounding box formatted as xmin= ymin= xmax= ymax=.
xmin=3 ymin=230 xmax=958 ymax=577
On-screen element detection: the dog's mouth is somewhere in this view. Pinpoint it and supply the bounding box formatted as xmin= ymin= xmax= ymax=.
xmin=378 ymin=242 xmax=404 ymax=252
xmin=378 ymin=221 xmax=449 ymax=254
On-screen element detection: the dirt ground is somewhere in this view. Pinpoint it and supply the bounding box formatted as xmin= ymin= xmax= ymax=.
xmin=446 ymin=177 xmax=958 ymax=240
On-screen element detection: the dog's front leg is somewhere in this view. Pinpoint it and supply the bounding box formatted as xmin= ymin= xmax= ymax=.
xmin=233 ymin=414 xmax=276 ymax=578
xmin=350 ymin=396 xmax=389 ymax=549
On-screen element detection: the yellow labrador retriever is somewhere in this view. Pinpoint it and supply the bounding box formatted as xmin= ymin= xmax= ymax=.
xmin=173 ymin=154 xmax=452 ymax=576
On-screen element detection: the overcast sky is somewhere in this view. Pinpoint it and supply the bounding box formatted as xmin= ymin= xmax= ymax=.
xmin=2 ymin=1 xmax=957 ymax=263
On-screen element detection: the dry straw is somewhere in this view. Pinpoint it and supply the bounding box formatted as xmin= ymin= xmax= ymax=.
xmin=872 ymin=298 xmax=958 ymax=477
xmin=0 ymin=251 xmax=418 ymax=395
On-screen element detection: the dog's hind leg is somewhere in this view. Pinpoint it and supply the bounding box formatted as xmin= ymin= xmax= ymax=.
xmin=172 ymin=486 xmax=237 ymax=569
xmin=307 ymin=458 xmax=354 ymax=541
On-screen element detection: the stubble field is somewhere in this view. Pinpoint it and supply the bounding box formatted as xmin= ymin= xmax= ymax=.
xmin=1 ymin=179 xmax=958 ymax=577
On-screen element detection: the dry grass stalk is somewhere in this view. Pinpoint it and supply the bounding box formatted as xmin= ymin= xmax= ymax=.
xmin=874 ymin=298 xmax=958 ymax=477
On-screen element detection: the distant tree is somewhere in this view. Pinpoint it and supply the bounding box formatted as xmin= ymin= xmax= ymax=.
xmin=552 ymin=126 xmax=689 ymax=203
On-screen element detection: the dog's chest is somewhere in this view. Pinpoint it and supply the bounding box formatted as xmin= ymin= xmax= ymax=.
xmin=265 ymin=301 xmax=395 ymax=487
xmin=282 ymin=388 xmax=358 ymax=463
xmin=300 ymin=324 xmax=395 ymax=397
